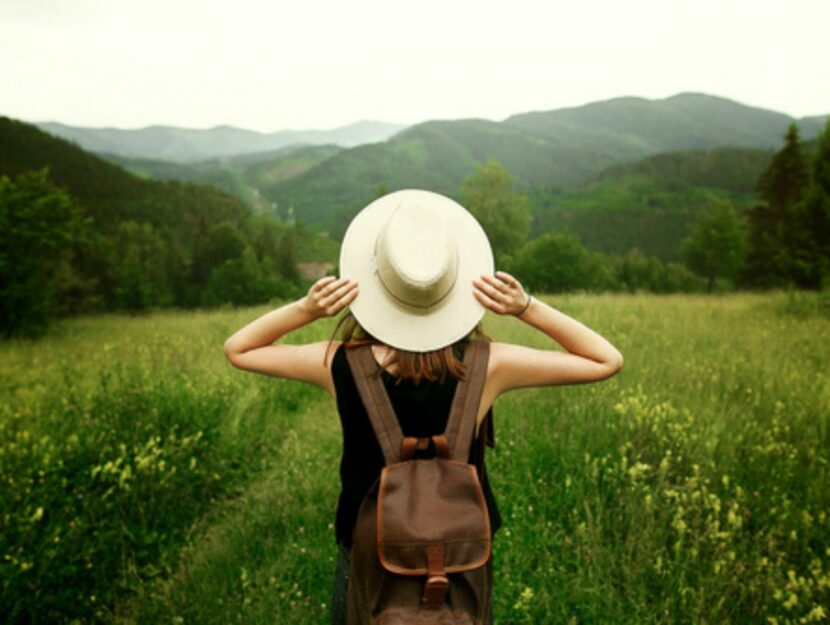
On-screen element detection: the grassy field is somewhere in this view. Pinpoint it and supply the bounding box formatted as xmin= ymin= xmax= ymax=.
xmin=2 ymin=291 xmax=828 ymax=624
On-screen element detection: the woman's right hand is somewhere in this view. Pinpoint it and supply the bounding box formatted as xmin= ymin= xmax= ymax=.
xmin=473 ymin=271 xmax=531 ymax=317
xmin=300 ymin=276 xmax=359 ymax=319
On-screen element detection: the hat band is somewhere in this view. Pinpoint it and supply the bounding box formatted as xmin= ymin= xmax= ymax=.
xmin=374 ymin=265 xmax=458 ymax=311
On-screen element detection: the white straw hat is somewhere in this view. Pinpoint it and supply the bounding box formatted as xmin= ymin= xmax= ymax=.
xmin=339 ymin=189 xmax=494 ymax=352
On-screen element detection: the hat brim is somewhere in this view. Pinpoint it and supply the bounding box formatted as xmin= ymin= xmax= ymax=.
xmin=339 ymin=189 xmax=494 ymax=352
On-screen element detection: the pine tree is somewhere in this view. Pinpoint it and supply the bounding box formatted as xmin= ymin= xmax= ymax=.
xmin=792 ymin=119 xmax=830 ymax=288
xmin=743 ymin=124 xmax=811 ymax=286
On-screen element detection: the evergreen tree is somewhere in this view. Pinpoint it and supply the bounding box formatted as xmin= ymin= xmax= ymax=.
xmin=791 ymin=119 xmax=830 ymax=289
xmin=744 ymin=124 xmax=810 ymax=286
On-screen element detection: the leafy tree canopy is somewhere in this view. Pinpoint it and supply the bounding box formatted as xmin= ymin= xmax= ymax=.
xmin=460 ymin=159 xmax=530 ymax=264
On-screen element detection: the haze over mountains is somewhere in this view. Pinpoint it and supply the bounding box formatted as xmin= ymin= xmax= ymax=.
xmin=35 ymin=119 xmax=406 ymax=162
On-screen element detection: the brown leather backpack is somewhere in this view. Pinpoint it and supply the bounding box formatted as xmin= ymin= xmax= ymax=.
xmin=344 ymin=340 xmax=493 ymax=625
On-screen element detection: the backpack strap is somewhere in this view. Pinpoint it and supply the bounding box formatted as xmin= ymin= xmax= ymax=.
xmin=345 ymin=344 xmax=403 ymax=465
xmin=444 ymin=340 xmax=490 ymax=461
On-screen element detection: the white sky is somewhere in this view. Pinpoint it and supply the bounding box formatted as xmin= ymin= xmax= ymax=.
xmin=1 ymin=0 xmax=828 ymax=133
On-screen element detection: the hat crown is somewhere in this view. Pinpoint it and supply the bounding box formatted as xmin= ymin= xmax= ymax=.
xmin=374 ymin=202 xmax=458 ymax=309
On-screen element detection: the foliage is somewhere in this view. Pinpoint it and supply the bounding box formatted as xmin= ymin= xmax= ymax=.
xmin=610 ymin=248 xmax=702 ymax=293
xmin=110 ymin=222 xmax=175 ymax=311
xmin=461 ymin=159 xmax=531 ymax=264
xmin=0 ymin=169 xmax=86 ymax=336
xmin=744 ymin=124 xmax=812 ymax=287
xmin=790 ymin=120 xmax=830 ymax=289
xmin=681 ymin=199 xmax=749 ymax=290
xmin=0 ymin=119 xmax=317 ymax=316
xmin=510 ymin=231 xmax=599 ymax=292
xmin=510 ymin=231 xmax=703 ymax=294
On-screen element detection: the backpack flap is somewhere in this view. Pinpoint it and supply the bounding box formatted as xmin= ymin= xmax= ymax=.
xmin=377 ymin=458 xmax=491 ymax=579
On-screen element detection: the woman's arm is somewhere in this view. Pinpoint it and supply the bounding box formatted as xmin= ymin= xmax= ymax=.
xmin=473 ymin=271 xmax=623 ymax=396
xmin=223 ymin=276 xmax=358 ymax=395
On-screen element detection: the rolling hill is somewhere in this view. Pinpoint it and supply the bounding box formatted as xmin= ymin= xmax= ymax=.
xmin=35 ymin=119 xmax=405 ymax=162
xmin=0 ymin=116 xmax=248 ymax=240
xmin=529 ymin=146 xmax=775 ymax=260
xmin=102 ymin=145 xmax=343 ymax=213
xmin=263 ymin=93 xmax=825 ymax=232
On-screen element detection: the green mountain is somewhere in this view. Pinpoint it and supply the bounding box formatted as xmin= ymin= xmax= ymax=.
xmin=505 ymin=93 xmax=794 ymax=155
xmin=102 ymin=144 xmax=343 ymax=213
xmin=594 ymin=146 xmax=773 ymax=194
xmin=529 ymin=146 xmax=774 ymax=260
xmin=35 ymin=119 xmax=405 ymax=162
xmin=264 ymin=93 xmax=826 ymax=232
xmin=0 ymin=116 xmax=248 ymax=241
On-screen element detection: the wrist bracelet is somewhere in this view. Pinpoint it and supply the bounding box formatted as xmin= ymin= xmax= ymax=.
xmin=517 ymin=294 xmax=533 ymax=318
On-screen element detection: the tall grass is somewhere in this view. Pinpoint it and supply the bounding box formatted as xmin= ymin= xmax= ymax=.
xmin=1 ymin=292 xmax=828 ymax=624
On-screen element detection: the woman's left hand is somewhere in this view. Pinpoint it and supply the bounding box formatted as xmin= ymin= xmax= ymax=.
xmin=300 ymin=276 xmax=359 ymax=319
xmin=473 ymin=271 xmax=530 ymax=316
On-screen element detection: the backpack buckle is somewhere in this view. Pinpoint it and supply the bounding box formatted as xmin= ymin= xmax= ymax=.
xmin=422 ymin=575 xmax=449 ymax=608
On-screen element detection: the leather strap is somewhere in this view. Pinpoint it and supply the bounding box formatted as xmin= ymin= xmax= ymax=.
xmin=400 ymin=435 xmax=450 ymax=461
xmin=345 ymin=341 xmax=491 ymax=465
xmin=345 ymin=345 xmax=403 ymax=465
xmin=444 ymin=341 xmax=490 ymax=461
xmin=422 ymin=544 xmax=448 ymax=608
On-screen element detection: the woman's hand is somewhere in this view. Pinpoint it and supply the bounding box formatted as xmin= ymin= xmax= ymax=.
xmin=473 ymin=271 xmax=531 ymax=317
xmin=300 ymin=276 xmax=359 ymax=319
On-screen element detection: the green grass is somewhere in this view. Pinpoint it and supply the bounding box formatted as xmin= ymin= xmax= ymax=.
xmin=2 ymin=292 xmax=829 ymax=624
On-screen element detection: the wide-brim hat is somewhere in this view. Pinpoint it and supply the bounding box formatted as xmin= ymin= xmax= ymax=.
xmin=339 ymin=189 xmax=494 ymax=352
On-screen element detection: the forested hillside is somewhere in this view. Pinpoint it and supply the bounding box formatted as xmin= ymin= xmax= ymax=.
xmin=0 ymin=117 xmax=248 ymax=240
xmin=0 ymin=118 xmax=323 ymax=336
xmin=263 ymin=94 xmax=825 ymax=231
xmin=103 ymin=145 xmax=343 ymax=214
xmin=529 ymin=147 xmax=774 ymax=259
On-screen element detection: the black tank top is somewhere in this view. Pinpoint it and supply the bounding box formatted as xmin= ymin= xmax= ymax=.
xmin=330 ymin=342 xmax=502 ymax=546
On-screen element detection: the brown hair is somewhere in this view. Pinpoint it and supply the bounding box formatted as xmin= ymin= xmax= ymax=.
xmin=328 ymin=312 xmax=488 ymax=384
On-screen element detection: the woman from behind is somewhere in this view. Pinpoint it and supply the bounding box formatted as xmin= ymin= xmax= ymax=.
xmin=224 ymin=189 xmax=623 ymax=624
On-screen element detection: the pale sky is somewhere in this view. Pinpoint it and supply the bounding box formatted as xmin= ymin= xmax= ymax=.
xmin=2 ymin=0 xmax=828 ymax=133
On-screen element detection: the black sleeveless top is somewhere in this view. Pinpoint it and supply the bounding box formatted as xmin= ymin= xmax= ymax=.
xmin=330 ymin=343 xmax=502 ymax=547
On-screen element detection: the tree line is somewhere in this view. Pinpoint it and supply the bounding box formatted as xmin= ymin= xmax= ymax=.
xmin=2 ymin=120 xmax=828 ymax=338
xmin=464 ymin=121 xmax=830 ymax=296
xmin=0 ymin=168 xmax=306 ymax=337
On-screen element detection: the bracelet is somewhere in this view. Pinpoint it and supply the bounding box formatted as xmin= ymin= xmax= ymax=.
xmin=516 ymin=294 xmax=533 ymax=318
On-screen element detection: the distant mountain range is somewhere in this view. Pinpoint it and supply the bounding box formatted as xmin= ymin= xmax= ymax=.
xmin=16 ymin=92 xmax=829 ymax=256
xmin=34 ymin=119 xmax=406 ymax=162
xmin=260 ymin=93 xmax=827 ymax=229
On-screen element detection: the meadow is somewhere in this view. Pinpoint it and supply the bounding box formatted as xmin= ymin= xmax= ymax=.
xmin=1 ymin=291 xmax=828 ymax=624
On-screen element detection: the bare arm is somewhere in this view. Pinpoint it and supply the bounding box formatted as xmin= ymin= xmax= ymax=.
xmin=223 ymin=277 xmax=358 ymax=395
xmin=473 ymin=272 xmax=623 ymax=399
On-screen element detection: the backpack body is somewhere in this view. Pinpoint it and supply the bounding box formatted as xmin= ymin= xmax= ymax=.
xmin=344 ymin=341 xmax=492 ymax=625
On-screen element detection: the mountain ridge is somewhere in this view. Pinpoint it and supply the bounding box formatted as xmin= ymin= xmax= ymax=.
xmin=34 ymin=119 xmax=406 ymax=162
xmin=263 ymin=93 xmax=827 ymax=229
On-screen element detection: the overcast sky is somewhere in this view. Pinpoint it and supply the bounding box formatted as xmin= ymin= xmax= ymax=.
xmin=2 ymin=0 xmax=828 ymax=133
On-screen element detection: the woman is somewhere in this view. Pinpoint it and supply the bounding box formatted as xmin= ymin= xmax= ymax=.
xmin=224 ymin=190 xmax=623 ymax=624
